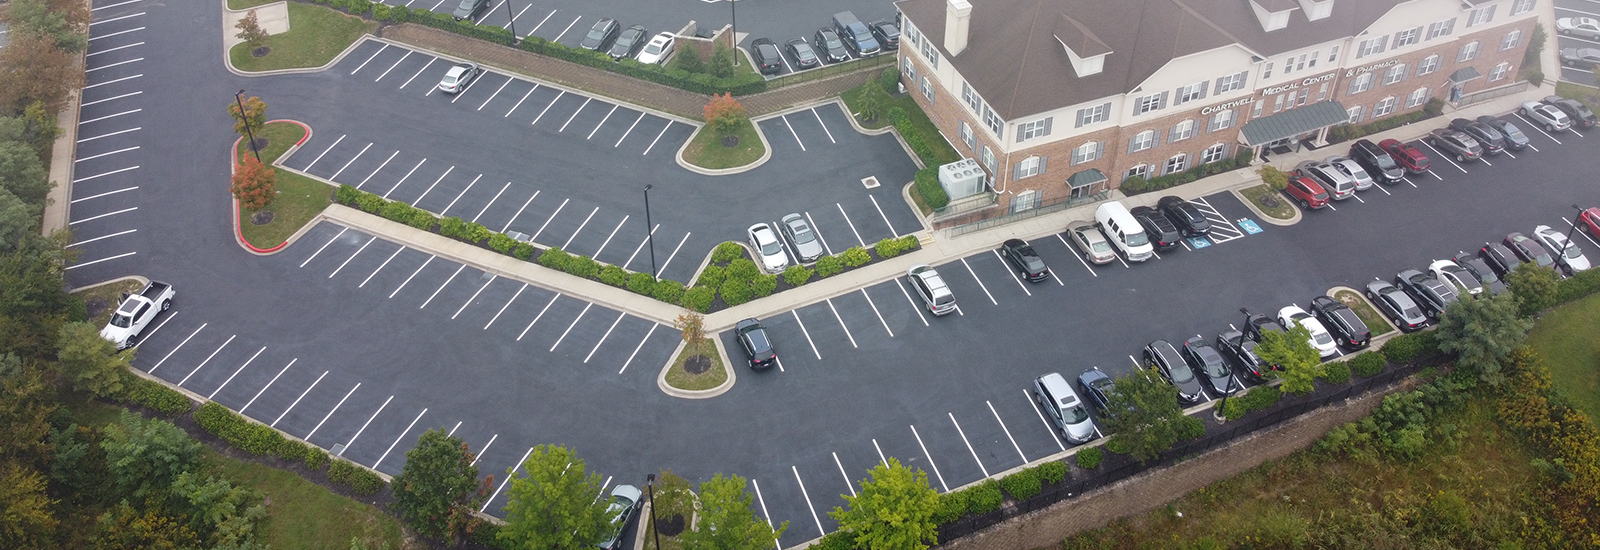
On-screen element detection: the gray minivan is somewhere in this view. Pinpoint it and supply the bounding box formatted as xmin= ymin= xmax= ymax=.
xmin=1033 ymin=372 xmax=1096 ymax=444
xmin=907 ymin=264 xmax=956 ymax=316
xmin=832 ymin=11 xmax=882 ymax=56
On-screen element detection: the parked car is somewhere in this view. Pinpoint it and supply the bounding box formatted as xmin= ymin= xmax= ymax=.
xmin=832 ymin=11 xmax=882 ymax=56
xmin=1534 ymin=224 xmax=1592 ymax=276
xmin=1033 ymin=373 xmax=1097 ymax=444
xmin=436 ymin=62 xmax=481 ymax=94
xmin=636 ymin=32 xmax=676 ymax=65
xmin=1069 ymin=222 xmax=1118 ymax=265
xmin=1309 ymin=296 xmax=1371 ymax=349
xmin=1428 ymin=259 xmax=1484 ymax=296
xmin=1182 ymin=336 xmax=1235 ymax=396
xmin=751 ymin=38 xmax=784 ymax=75
xmin=608 ymin=25 xmax=648 ymax=60
xmin=1427 ymin=128 xmax=1482 ymax=162
xmin=1349 ymin=139 xmax=1405 ymax=184
xmin=907 ymin=264 xmax=956 ymax=316
xmin=779 ymin=213 xmax=823 ymax=263
xmin=999 ymin=238 xmax=1049 ymax=282
xmin=1479 ymin=241 xmax=1522 ymax=278
xmin=580 ymin=18 xmax=621 ymax=51
xmin=1453 ymin=251 xmax=1507 ymax=295
xmin=451 ymin=0 xmax=487 ymax=20
xmin=784 ymin=38 xmax=820 ymax=69
xmin=1505 ymin=232 xmax=1557 ymax=272
xmin=1581 ymin=207 xmax=1600 ymax=236
xmin=1366 ymin=278 xmax=1429 ymax=331
xmin=1217 ymin=329 xmax=1273 ymax=382
xmin=1325 ymin=156 xmax=1375 ymax=191
xmin=1522 ymin=101 xmax=1573 ymax=133
xmin=1397 ymin=268 xmax=1458 ymax=319
xmin=868 ymin=20 xmax=900 ymax=50
xmin=1283 ymin=175 xmax=1330 ymax=210
xmin=735 ymin=318 xmax=777 ymax=370
xmin=1144 ymin=339 xmax=1203 ymax=404
xmin=1561 ymin=47 xmax=1600 ymax=70
xmin=1295 ymin=161 xmax=1356 ymax=200
xmin=746 ymin=223 xmax=788 ymax=273
xmin=1378 ymin=139 xmax=1432 ymax=174
xmin=1544 ymin=96 xmax=1599 ymax=128
xmin=813 ymin=28 xmax=850 ymax=63
xmin=1448 ymin=118 xmax=1505 ymax=155
xmin=1558 ymin=16 xmax=1600 ymax=39
xmin=1242 ymin=310 xmax=1286 ymax=343
xmin=1278 ymin=305 xmax=1338 ymax=359
xmin=1077 ymin=367 xmax=1116 ymax=412
xmin=598 ymin=485 xmax=641 ymax=550
xmin=1156 ymin=196 xmax=1211 ymax=237
xmin=1129 ymin=206 xmax=1182 ymax=250
xmin=1476 ymin=116 xmax=1530 ymax=151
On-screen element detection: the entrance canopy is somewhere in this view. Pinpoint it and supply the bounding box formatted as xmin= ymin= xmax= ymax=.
xmin=1239 ymin=100 xmax=1350 ymax=147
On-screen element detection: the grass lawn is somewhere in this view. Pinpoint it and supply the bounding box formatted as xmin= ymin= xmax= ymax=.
xmin=1239 ymin=184 xmax=1295 ymax=220
xmin=239 ymin=121 xmax=307 ymax=165
xmin=201 ymin=449 xmax=408 ymax=550
xmin=1527 ymin=291 xmax=1600 ymax=421
xmin=1334 ymin=289 xmax=1394 ymax=337
xmin=665 ymin=338 xmax=727 ymax=391
xmin=229 ymin=3 xmax=375 ymax=72
xmin=240 ymin=170 xmax=333 ymax=249
xmin=682 ymin=122 xmax=764 ymax=170
xmin=1556 ymin=81 xmax=1600 ymax=111
xmin=73 ymin=278 xmax=146 ymax=327
xmin=229 ymin=0 xmax=280 ymax=9
xmin=840 ymin=85 xmax=961 ymax=167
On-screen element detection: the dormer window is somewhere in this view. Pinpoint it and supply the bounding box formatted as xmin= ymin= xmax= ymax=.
xmin=1249 ymin=0 xmax=1298 ymax=32
xmin=1053 ymin=13 xmax=1110 ymax=77
xmin=1296 ymin=0 xmax=1333 ymax=21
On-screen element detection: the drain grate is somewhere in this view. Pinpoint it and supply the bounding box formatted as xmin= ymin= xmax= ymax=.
xmin=861 ymin=176 xmax=880 ymax=189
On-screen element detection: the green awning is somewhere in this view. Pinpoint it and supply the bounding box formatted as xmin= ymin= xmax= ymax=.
xmin=1238 ymin=100 xmax=1349 ymax=147
xmin=1448 ymin=66 xmax=1482 ymax=84
xmin=1067 ymin=168 xmax=1106 ymax=188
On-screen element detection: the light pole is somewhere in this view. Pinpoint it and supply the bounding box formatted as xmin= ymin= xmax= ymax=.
xmin=643 ymin=184 xmax=658 ymax=280
xmin=1213 ymin=375 xmax=1238 ymax=422
xmin=1562 ymin=204 xmax=1583 ymax=268
xmin=235 ymin=90 xmax=262 ymax=164
xmin=729 ymin=0 xmax=738 ymax=66
xmin=646 ymin=473 xmax=661 ymax=550
xmin=504 ymin=0 xmax=518 ymax=41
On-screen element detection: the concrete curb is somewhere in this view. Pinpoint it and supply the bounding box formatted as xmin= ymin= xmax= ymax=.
xmin=221 ymin=1 xmax=376 ymax=77
xmin=656 ymin=336 xmax=736 ymax=399
xmin=1229 ymin=186 xmax=1301 ymax=227
xmin=42 ymin=21 xmax=85 ymax=236
xmin=1327 ymin=285 xmax=1400 ymax=337
xmin=72 ymin=274 xmax=150 ymax=293
xmin=232 ymin=119 xmax=315 ymax=255
xmin=674 ymin=120 xmax=772 ymax=176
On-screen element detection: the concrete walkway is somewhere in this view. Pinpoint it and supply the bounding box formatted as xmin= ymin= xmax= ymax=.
xmin=223 ymin=1 xmax=290 ymax=50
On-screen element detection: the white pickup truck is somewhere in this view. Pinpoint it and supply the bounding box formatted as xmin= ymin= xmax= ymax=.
xmin=100 ymin=280 xmax=174 ymax=350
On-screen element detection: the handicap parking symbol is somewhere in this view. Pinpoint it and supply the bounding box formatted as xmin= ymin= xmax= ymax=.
xmin=1237 ymin=218 xmax=1263 ymax=235
xmin=1187 ymin=236 xmax=1211 ymax=249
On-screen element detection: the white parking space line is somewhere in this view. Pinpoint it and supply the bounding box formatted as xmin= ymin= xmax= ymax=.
xmin=304 ymin=383 xmax=360 ymax=441
xmin=383 ymin=158 xmax=426 ymax=199
xmin=82 ymin=73 xmax=141 ymax=89
xmin=451 ymin=274 xmax=497 ymax=319
xmin=350 ymin=43 xmax=388 ymax=75
xmin=303 ymin=134 xmax=345 ymax=172
xmin=72 ymin=166 xmax=139 ymax=184
xmin=583 ymin=312 xmax=625 ymax=363
xmin=549 ymin=302 xmax=592 ymax=352
xmin=1501 ymin=150 xmax=1516 ymax=160
xmin=1515 ymin=112 xmax=1564 ymax=144
xmin=832 ymin=452 xmax=857 ymax=496
xmin=1024 ymin=389 xmax=1067 ymax=451
xmin=1419 ymin=141 xmax=1468 ymax=173
xmin=859 ymin=289 xmax=895 ymax=337
xmin=505 ymin=84 xmax=537 ymax=117
xmin=329 ymin=236 xmax=377 ymax=279
xmin=484 ymin=284 xmax=526 ymax=329
xmin=477 ymin=77 xmax=512 ymax=110
xmin=532 ymin=90 xmax=565 ymax=125
xmin=1056 ymin=234 xmax=1098 ymax=277
xmin=553 ymin=15 xmax=582 ymax=43
xmin=949 ymin=413 xmax=990 ymax=478
xmin=448 ymin=70 xmax=487 ymax=102
xmin=826 ymin=299 xmax=858 ymax=348
xmin=87 ymin=27 xmax=143 ymax=42
xmin=375 ymin=50 xmax=411 ymax=81
xmin=477 ymin=0 xmax=506 ymax=24
xmin=751 ymin=479 xmax=782 ymax=550
xmin=469 ymin=433 xmax=496 ymax=466
xmin=400 ymin=58 xmax=436 ymax=89
xmin=615 ymin=113 xmax=644 ymax=147
xmin=894 ymin=281 xmax=930 ymax=326
xmin=440 ymin=174 xmax=482 ymax=216
xmin=561 ymin=207 xmax=598 ymax=250
xmin=411 ymin=165 xmax=455 ymax=204
xmin=532 ymin=198 xmax=568 ymax=241
xmin=86 ymin=57 xmax=143 ymax=73
xmin=792 ymin=466 xmax=825 ymax=536
xmin=517 ymin=293 xmax=561 ymax=341
xmin=529 ymin=9 xmax=557 ymax=33
xmin=505 ymin=3 xmax=532 ymax=30
xmin=592 ymin=215 xmax=627 ymax=258
xmin=178 ymin=334 xmax=235 ymax=387
xmin=623 ymin=224 xmax=660 ymax=270
xmin=812 ymin=108 xmax=836 ymax=143
xmin=271 ymin=370 xmax=327 ymax=427
xmin=1564 ymin=218 xmax=1600 ymax=249
xmin=587 ymin=105 xmax=618 ymax=139
xmin=1401 ymin=176 xmax=1419 ymax=188
xmin=617 ymin=324 xmax=658 ymax=374
xmin=207 ymin=346 xmax=265 ymax=400
xmin=77 ymin=126 xmax=140 ymax=141
xmin=241 ymin=358 xmax=296 ymax=413
xmin=473 ymin=182 xmax=511 ymax=223
xmin=482 ymin=447 xmax=535 ymax=512
xmin=356 ymin=150 xmax=398 ymax=189
xmin=80 ymin=91 xmax=141 ymax=108
xmin=791 ymin=310 xmax=822 ymax=359
xmin=86 ymin=41 xmax=143 ymax=57
xmin=420 ymin=264 xmax=466 ymax=309
xmin=909 ymin=424 xmax=949 ymax=492
xmin=836 ymin=203 xmax=866 ymax=247
xmin=93 ymin=0 xmax=142 ymax=11
xmin=1479 ymin=156 xmax=1492 ymax=167
xmin=1374 ymin=184 xmax=1392 ymax=196
xmin=299 ymin=227 xmax=349 ymax=268
xmin=67 ymin=228 xmax=136 ymax=248
xmin=71 ymin=186 xmax=138 ymax=203
xmin=360 ymin=246 xmax=405 ymax=288
xmin=868 ymin=195 xmax=899 ymax=237
xmin=781 ymin=115 xmax=806 ymax=151
xmin=500 ymin=190 xmax=539 ymax=232
xmin=148 ymin=323 xmax=204 ymax=373
xmin=643 ymin=121 xmax=673 ymax=155
xmin=78 ymin=109 xmax=141 ymax=125
xmin=959 ymin=257 xmax=998 ymax=305
xmin=657 ymin=232 xmax=692 ymax=276
xmin=90 ymin=12 xmax=144 ymax=25
xmin=804 ymin=212 xmax=835 ymax=256
xmin=986 ymin=400 xmax=1027 ymax=463
xmin=338 ymin=394 xmax=393 ymax=456
xmin=1045 ymin=267 xmax=1065 ymax=286
xmin=390 ymin=255 xmax=435 ymax=298
xmin=66 ymin=252 xmax=136 ymax=270
xmin=373 ymin=408 xmax=427 ymax=469
xmin=991 ymin=250 xmax=1031 ymax=296
xmin=559 ymin=98 xmax=592 ymax=132
xmin=1351 ymin=194 xmax=1366 ymax=204
xmin=870 ymin=439 xmax=888 ymax=467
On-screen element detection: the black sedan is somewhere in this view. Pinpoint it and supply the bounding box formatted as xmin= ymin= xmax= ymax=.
xmin=608 ymin=25 xmax=648 ymax=60
xmin=1454 ymin=251 xmax=1508 ymax=295
xmin=751 ymin=38 xmax=784 ymax=75
xmin=1242 ymin=310 xmax=1286 ymax=343
xmin=735 ymin=318 xmax=776 ymax=370
xmin=1479 ymin=242 xmax=1521 ymax=278
xmin=1561 ymin=47 xmax=1600 ymax=69
xmin=1077 ymin=367 xmax=1115 ymax=412
xmin=1397 ymin=269 xmax=1457 ymax=320
xmin=1145 ymin=340 xmax=1203 ymax=405
xmin=452 ymin=0 xmax=487 ymax=20
xmin=1366 ymin=279 xmax=1429 ymax=332
xmin=999 ymin=238 xmax=1049 ymax=282
xmin=785 ymin=38 xmax=820 ymax=70
xmin=1156 ymin=196 xmax=1211 ymax=237
xmin=1130 ymin=206 xmax=1182 ymax=251
xmin=1447 ymin=118 xmax=1504 ymax=155
xmin=1217 ymin=330 xmax=1273 ymax=382
xmin=1182 ymin=336 xmax=1235 ymax=396
xmin=1309 ymin=296 xmax=1370 ymax=349
xmin=1475 ymin=116 xmax=1530 ymax=151
xmin=580 ymin=18 xmax=621 ymax=52
xmin=813 ymin=29 xmax=850 ymax=63
xmin=1505 ymin=232 xmax=1557 ymax=272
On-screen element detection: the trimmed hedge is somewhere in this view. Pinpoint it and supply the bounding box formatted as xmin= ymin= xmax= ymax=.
xmin=681 ymin=286 xmax=714 ymax=312
xmin=1382 ymin=330 xmax=1439 ymax=364
xmin=1035 ymin=460 xmax=1067 ymax=483
xmin=913 ymin=166 xmax=949 ymax=210
xmin=840 ymin=246 xmax=871 ymax=267
xmin=815 ymin=255 xmax=843 ymax=278
xmin=1175 ymin=414 xmax=1206 ymax=440
xmin=1120 ymin=148 xmax=1255 ymax=196
xmin=1554 ymin=262 xmax=1600 ymax=304
xmin=401 ymin=8 xmax=514 ymax=45
xmin=873 ymin=235 xmax=919 ymax=259
xmin=781 ymin=265 xmax=813 ymax=286
xmin=999 ymin=467 xmax=1041 ymax=500
xmin=1326 ymin=98 xmax=1445 ymax=143
xmin=933 ymin=490 xmax=968 ymax=524
xmin=1076 ymin=448 xmax=1103 ymax=469
xmin=119 ymin=376 xmax=192 ymax=417
xmin=516 ymin=36 xmax=766 ymax=95
xmin=964 ymin=479 xmax=1003 ymax=515
xmin=1350 ymin=351 xmax=1386 ymax=377
xmin=1220 ymin=385 xmax=1282 ymax=421
xmin=1323 ymin=360 xmax=1352 ymax=384
xmin=194 ymin=402 xmax=314 ymax=463
xmin=328 ymin=458 xmax=386 ymax=495
xmin=712 ymin=242 xmax=745 ymax=264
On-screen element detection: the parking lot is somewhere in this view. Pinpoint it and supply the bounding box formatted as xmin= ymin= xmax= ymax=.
xmin=1557 ymin=0 xmax=1600 ymax=85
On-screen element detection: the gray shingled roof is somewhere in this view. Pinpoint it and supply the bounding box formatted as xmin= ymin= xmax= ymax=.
xmin=1067 ymin=168 xmax=1106 ymax=188
xmin=1448 ymin=66 xmax=1482 ymax=83
xmin=1239 ymin=100 xmax=1349 ymax=146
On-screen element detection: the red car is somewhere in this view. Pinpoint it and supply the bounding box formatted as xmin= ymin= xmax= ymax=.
xmin=1378 ymin=139 xmax=1432 ymax=174
xmin=1581 ymin=207 xmax=1600 ymax=236
xmin=1284 ymin=175 xmax=1330 ymax=210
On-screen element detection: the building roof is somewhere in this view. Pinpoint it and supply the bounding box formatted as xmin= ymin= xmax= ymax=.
xmin=896 ymin=0 xmax=1403 ymax=120
xmin=1238 ymin=100 xmax=1349 ymax=146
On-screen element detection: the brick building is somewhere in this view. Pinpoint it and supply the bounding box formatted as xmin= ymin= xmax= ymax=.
xmin=892 ymin=0 xmax=1539 ymax=225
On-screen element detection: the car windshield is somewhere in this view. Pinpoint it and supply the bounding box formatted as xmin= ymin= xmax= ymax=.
xmin=790 ymin=224 xmax=814 ymax=244
xmin=617 ymin=34 xmax=638 ymax=47
xmin=758 ymin=43 xmax=778 ymax=58
xmin=1503 ymin=125 xmax=1526 ymax=140
xmin=825 ymin=35 xmax=843 ymax=49
xmin=760 ymin=239 xmax=781 ymax=256
xmin=1535 ymin=252 xmax=1554 ymax=266
xmin=1565 ymin=244 xmax=1582 ymax=259
xmin=1065 ymin=405 xmax=1089 ymax=424
xmin=1404 ymin=307 xmax=1423 ymax=319
xmin=796 ymin=47 xmax=815 ymax=61
xmin=1373 ymin=153 xmax=1397 ymax=170
xmin=457 ymin=0 xmax=474 ymax=9
xmin=587 ymin=27 xmax=608 ymax=40
xmin=1313 ymin=331 xmax=1333 ymax=345
xmin=1091 ymin=239 xmax=1111 ymax=253
xmin=441 ymin=74 xmax=458 ymax=84
xmin=1168 ymin=360 xmax=1195 ymax=383
xmin=644 ymin=43 xmax=662 ymax=54
xmin=109 ymin=313 xmax=132 ymax=328
xmin=1474 ymin=265 xmax=1500 ymax=284
xmin=1125 ymin=231 xmax=1149 ymax=247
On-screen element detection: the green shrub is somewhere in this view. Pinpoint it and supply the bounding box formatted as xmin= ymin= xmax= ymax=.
xmin=1035 ymin=460 xmax=1067 ymax=483
xmin=371 ymin=3 xmax=392 ymax=21
xmin=516 ymin=36 xmax=766 ymax=95
xmin=598 ymin=265 xmax=627 ymax=287
xmin=304 ymin=447 xmax=329 ymax=471
xmin=193 ymin=402 xmax=309 ymax=463
xmin=488 ymin=232 xmax=516 ymax=254
xmin=537 ymin=247 xmax=572 ymax=270
xmin=750 ymin=274 xmax=777 ymax=298
xmin=999 ymin=468 xmax=1041 ymax=500
xmin=877 ymin=66 xmax=901 ymax=91
xmin=1351 ymin=351 xmax=1386 ymax=377
xmin=712 ymin=241 xmax=745 ymax=263
xmin=626 ymin=272 xmax=654 ymax=294
xmin=439 ymin=217 xmax=471 ymax=240
xmin=965 ymin=479 xmax=1003 ymax=515
xmin=326 ymin=0 xmax=348 ymax=10
xmin=511 ymin=242 xmax=536 ymax=261
xmin=813 ymin=531 xmax=855 ymax=550
xmin=346 ymin=0 xmax=372 ymax=15
xmin=651 ymin=280 xmax=685 ymax=304
xmin=1555 ymin=264 xmax=1600 ymax=303
xmin=1076 ymin=448 xmax=1103 ymax=469
xmin=564 ymin=255 xmax=600 ymax=279
xmin=681 ymin=286 xmax=714 ymax=312
xmin=841 ymin=246 xmax=871 ymax=267
xmin=782 ymin=265 xmax=813 ymax=286
xmin=1105 ymin=436 xmax=1132 ymax=455
xmin=913 ymin=166 xmax=949 ymax=209
xmin=695 ymin=265 xmax=726 ymax=288
xmin=1221 ymin=385 xmax=1282 ymax=421
xmin=719 ymin=278 xmax=752 ymax=306
xmin=355 ymin=192 xmax=386 ymax=214
xmin=328 ymin=459 xmax=385 ymax=495
xmin=874 ymin=237 xmax=905 ymax=259
xmin=1175 ymin=415 xmax=1206 ymax=440
xmin=933 ymin=490 xmax=968 ymax=524
xmin=407 ymin=8 xmax=515 ymax=45
xmin=725 ymin=258 xmax=759 ymax=282
xmin=119 ymin=377 xmax=191 ymax=417
xmin=1382 ymin=331 xmax=1438 ymax=364
xmin=815 ymin=255 xmax=843 ymax=277
xmin=335 ymin=184 xmax=362 ymax=206
xmin=1324 ymin=360 xmax=1352 ymax=384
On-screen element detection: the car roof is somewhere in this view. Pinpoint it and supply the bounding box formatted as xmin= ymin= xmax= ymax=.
xmin=735 ymin=318 xmax=761 ymax=331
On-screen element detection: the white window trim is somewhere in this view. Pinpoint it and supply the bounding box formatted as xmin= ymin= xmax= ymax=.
xmin=1201 ymin=143 xmax=1226 ymax=164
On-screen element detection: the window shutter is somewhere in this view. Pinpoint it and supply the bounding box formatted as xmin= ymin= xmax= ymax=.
xmin=1075 ymin=110 xmax=1085 ymax=128
xmin=1198 ymin=82 xmax=1209 ymax=100
xmin=1042 ymin=117 xmax=1052 ymax=136
xmin=1128 ymin=136 xmax=1137 ymax=153
xmin=1015 ymin=125 xmax=1025 ymax=143
xmin=1347 ymin=78 xmax=1358 ymax=95
xmin=1013 ymin=162 xmax=1023 ymax=179
xmin=1039 ymin=156 xmax=1048 ymax=174
xmin=1214 ymin=76 xmax=1226 ymax=93
xmin=1159 ymin=92 xmax=1169 ymax=109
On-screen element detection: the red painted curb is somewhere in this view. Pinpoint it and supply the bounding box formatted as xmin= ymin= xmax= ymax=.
xmin=232 ymin=120 xmax=311 ymax=254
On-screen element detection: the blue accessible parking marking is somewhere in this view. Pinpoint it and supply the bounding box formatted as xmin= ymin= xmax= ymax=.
xmin=1187 ymin=236 xmax=1211 ymax=249
xmin=1237 ymin=218 xmax=1263 ymax=235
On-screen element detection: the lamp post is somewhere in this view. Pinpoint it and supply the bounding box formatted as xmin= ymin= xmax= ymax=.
xmin=504 ymin=0 xmax=518 ymax=41
xmin=1562 ymin=204 xmax=1583 ymax=268
xmin=235 ymin=90 xmax=262 ymax=164
xmin=646 ymin=473 xmax=661 ymax=550
xmin=1213 ymin=375 xmax=1238 ymax=422
xmin=643 ymin=184 xmax=658 ymax=280
xmin=729 ymin=0 xmax=738 ymax=66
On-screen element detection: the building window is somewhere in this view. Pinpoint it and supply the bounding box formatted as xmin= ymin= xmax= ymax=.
xmin=1076 ymin=102 xmax=1110 ymax=127
xmin=961 ymin=81 xmax=981 ymax=114
xmin=1318 ymin=82 xmax=1330 ymax=101
xmin=1273 ymin=93 xmax=1286 ymax=113
xmin=1512 ymin=0 xmax=1536 ymax=15
xmin=920 ymin=76 xmax=935 ymax=102
xmin=1262 ymin=61 xmax=1273 ymax=79
xmin=1175 ymin=81 xmax=1208 ymax=105
xmin=1417 ymin=54 xmax=1441 ymax=76
xmin=920 ymin=40 xmax=940 ymax=69
xmin=1347 ymin=105 xmax=1364 ymax=124
xmin=1373 ymin=96 xmax=1397 ymax=117
xmin=1502 ymin=29 xmax=1523 ymax=51
xmin=904 ymin=21 xmax=920 ymax=49
xmin=1383 ymin=64 xmax=1407 ymax=85
xmin=1124 ymin=164 xmax=1151 ymax=182
xmin=1458 ymin=41 xmax=1480 ymax=62
xmin=1010 ymin=190 xmax=1040 ymax=213
xmin=1164 ymin=153 xmax=1188 ymax=175
xmin=1015 ymin=156 xmax=1044 ymax=179
xmin=982 ymin=105 xmax=1002 ymax=135
xmin=902 ymin=57 xmax=916 ymax=84
xmin=1356 ymin=36 xmax=1387 ymax=58
xmin=1468 ymin=5 xmax=1496 ymax=27
xmin=1394 ymin=27 xmax=1421 ymax=48
xmin=1129 ymin=130 xmax=1156 ymax=152
xmin=1070 ymin=141 xmax=1102 ymax=165
xmin=1348 ymin=73 xmax=1374 ymax=95
xmin=959 ymin=121 xmax=976 ymax=150
xmin=1017 ymin=118 xmax=1052 ymax=142
xmin=1328 ymin=46 xmax=1340 ymax=63
xmin=1406 ymin=87 xmax=1430 ymax=108
xmin=1170 ymin=120 xmax=1195 ymax=142
xmin=1208 ymin=109 xmax=1235 ymax=132
xmin=1201 ymin=143 xmax=1227 ymax=164
xmin=1215 ymin=71 xmax=1248 ymax=94
xmin=1134 ymin=92 xmax=1167 ymax=115
xmin=1285 ymin=52 xmax=1314 ymax=74
xmin=1490 ymin=62 xmax=1511 ymax=82
xmin=1252 ymin=100 xmax=1263 ymax=118
xmin=1427 ymin=18 xmax=1456 ymax=40
xmin=1298 ymin=89 xmax=1310 ymax=106
xmin=980 ymin=145 xmax=996 ymax=174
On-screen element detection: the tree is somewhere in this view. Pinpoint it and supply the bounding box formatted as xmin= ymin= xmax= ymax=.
xmin=0 ymin=462 xmax=58 ymax=548
xmin=393 ymin=429 xmax=490 ymax=544
xmin=56 ymin=321 xmax=134 ymax=398
xmin=1256 ymin=324 xmax=1323 ymax=395
xmin=0 ymin=33 xmax=84 ymax=114
xmin=1257 ymin=165 xmax=1289 ymax=191
xmin=235 ymin=10 xmax=269 ymax=50
xmin=855 ymin=79 xmax=889 ymax=123
xmin=675 ymin=312 xmax=705 ymax=343
xmin=829 ymin=458 xmax=941 ymax=550
xmin=0 ymin=189 xmax=38 ymax=252
xmin=1100 ymin=366 xmax=1186 ymax=462
xmin=708 ymin=41 xmax=735 ymax=78
xmin=0 ymin=0 xmax=90 ymax=53
xmin=670 ymin=46 xmax=704 ymax=74
xmin=0 ymin=139 xmax=51 ymax=210
xmin=92 ymin=499 xmax=201 ymax=550
xmin=231 ymin=156 xmax=277 ymax=211
xmin=1 ymin=364 xmax=57 ymax=467
xmin=169 ymin=471 xmax=268 ymax=548
xmin=704 ymin=93 xmax=747 ymax=138
xmin=0 ymin=235 xmax=78 ymax=359
xmin=227 ymin=95 xmax=268 ymax=142
xmin=1435 ymin=292 xmax=1532 ymax=386
xmin=100 ymin=411 xmax=201 ymax=498
xmin=498 ymin=444 xmax=613 ymax=550
xmin=1506 ymin=261 xmax=1560 ymax=317
xmin=681 ymin=474 xmax=785 ymax=550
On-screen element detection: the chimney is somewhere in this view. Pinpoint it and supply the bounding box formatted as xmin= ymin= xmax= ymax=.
xmin=945 ymin=0 xmax=972 ymax=56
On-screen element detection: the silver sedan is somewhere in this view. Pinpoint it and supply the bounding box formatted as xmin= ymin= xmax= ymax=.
xmin=779 ymin=213 xmax=824 ymax=263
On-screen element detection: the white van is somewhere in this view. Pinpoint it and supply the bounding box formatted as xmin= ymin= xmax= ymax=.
xmin=1094 ymin=202 xmax=1153 ymax=262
